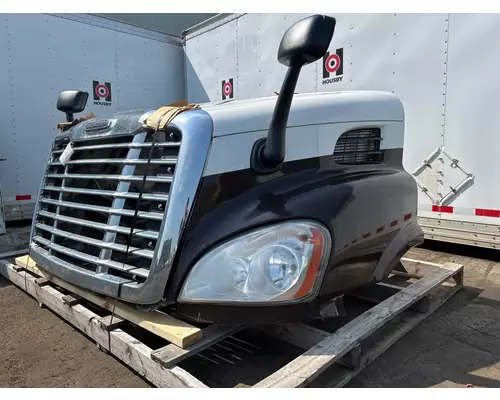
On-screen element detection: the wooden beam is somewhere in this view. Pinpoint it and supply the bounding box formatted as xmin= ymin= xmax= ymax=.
xmin=34 ymin=277 xmax=50 ymax=287
xmin=13 ymin=264 xmax=24 ymax=272
xmin=312 ymin=283 xmax=462 ymax=388
xmin=253 ymin=263 xmax=463 ymax=388
xmin=110 ymin=329 xmax=207 ymax=388
xmin=14 ymin=255 xmax=202 ymax=349
xmin=260 ymin=323 xmax=363 ymax=369
xmin=62 ymin=294 xmax=83 ymax=306
xmin=99 ymin=315 xmax=127 ymax=331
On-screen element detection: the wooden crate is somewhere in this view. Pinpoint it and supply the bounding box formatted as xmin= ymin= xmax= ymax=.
xmin=0 ymin=255 xmax=464 ymax=388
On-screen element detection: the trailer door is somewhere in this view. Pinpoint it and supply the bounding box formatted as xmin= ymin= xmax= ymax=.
xmin=421 ymin=13 xmax=500 ymax=248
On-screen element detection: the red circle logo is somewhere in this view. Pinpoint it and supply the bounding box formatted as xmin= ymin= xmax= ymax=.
xmin=325 ymin=54 xmax=341 ymax=74
xmin=223 ymin=81 xmax=233 ymax=96
xmin=95 ymin=84 xmax=109 ymax=99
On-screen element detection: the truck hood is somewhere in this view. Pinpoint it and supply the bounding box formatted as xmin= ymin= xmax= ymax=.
xmin=56 ymin=109 xmax=154 ymax=142
xmin=57 ymin=90 xmax=404 ymax=141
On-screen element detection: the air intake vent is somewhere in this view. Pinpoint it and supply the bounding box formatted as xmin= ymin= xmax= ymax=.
xmin=333 ymin=128 xmax=383 ymax=165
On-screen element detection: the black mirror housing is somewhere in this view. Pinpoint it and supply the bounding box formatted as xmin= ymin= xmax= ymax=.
xmin=277 ymin=15 xmax=336 ymax=68
xmin=251 ymin=15 xmax=336 ymax=174
xmin=57 ymin=90 xmax=89 ymax=122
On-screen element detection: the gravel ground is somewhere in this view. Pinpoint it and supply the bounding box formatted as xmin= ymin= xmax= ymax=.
xmin=0 ymin=280 xmax=150 ymax=388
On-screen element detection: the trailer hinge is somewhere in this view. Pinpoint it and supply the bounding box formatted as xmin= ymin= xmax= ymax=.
xmin=412 ymin=146 xmax=475 ymax=206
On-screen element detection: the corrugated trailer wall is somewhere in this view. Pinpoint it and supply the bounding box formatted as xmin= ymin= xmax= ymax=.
xmin=0 ymin=13 xmax=186 ymax=223
xmin=184 ymin=13 xmax=500 ymax=250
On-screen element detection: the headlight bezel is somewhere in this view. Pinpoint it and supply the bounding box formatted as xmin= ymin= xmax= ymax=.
xmin=177 ymin=219 xmax=332 ymax=306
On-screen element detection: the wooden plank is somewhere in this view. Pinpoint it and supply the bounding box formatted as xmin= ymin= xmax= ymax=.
xmin=35 ymin=277 xmax=50 ymax=287
xmin=313 ymin=283 xmax=462 ymax=388
xmin=110 ymin=330 xmax=207 ymax=388
xmin=253 ymin=263 xmax=463 ymax=388
xmin=0 ymin=259 xmax=207 ymax=388
xmin=14 ymin=255 xmax=202 ymax=348
xmin=399 ymin=258 xmax=449 ymax=278
xmin=13 ymin=264 xmax=24 ymax=272
xmin=260 ymin=323 xmax=363 ymax=369
xmin=453 ymin=268 xmax=464 ymax=286
xmin=62 ymin=294 xmax=83 ymax=306
xmin=348 ymin=281 xmax=433 ymax=315
xmin=99 ymin=315 xmax=127 ymax=331
xmin=152 ymin=324 xmax=244 ymax=368
xmin=400 ymin=257 xmax=444 ymax=268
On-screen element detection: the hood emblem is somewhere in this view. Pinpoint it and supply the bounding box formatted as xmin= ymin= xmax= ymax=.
xmin=84 ymin=119 xmax=111 ymax=133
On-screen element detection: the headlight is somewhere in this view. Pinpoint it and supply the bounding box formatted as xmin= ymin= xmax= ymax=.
xmin=178 ymin=220 xmax=331 ymax=304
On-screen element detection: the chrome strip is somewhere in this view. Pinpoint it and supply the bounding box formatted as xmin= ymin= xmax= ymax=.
xmin=39 ymin=198 xmax=163 ymax=221
xmin=38 ymin=210 xmax=159 ymax=240
xmin=45 ymin=173 xmax=172 ymax=183
xmin=52 ymin=141 xmax=179 ymax=153
xmin=32 ymin=237 xmax=150 ymax=278
xmin=30 ymin=149 xmax=52 ymax=242
xmin=35 ymin=223 xmax=154 ymax=259
xmin=120 ymin=109 xmax=213 ymax=304
xmin=30 ymin=244 xmax=133 ymax=298
xmin=43 ymin=186 xmax=168 ymax=202
xmin=49 ymin=157 xmax=177 ymax=166
xmin=97 ymin=132 xmax=147 ymax=273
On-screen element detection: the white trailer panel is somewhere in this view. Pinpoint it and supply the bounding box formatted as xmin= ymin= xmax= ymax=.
xmin=0 ymin=13 xmax=185 ymax=224
xmin=184 ymin=13 xmax=500 ymax=249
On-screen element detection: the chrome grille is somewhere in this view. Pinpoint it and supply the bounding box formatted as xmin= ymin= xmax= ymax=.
xmin=333 ymin=128 xmax=383 ymax=165
xmin=32 ymin=129 xmax=181 ymax=285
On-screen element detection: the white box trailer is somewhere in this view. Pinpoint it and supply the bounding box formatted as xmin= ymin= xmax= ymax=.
xmin=0 ymin=13 xmax=186 ymax=231
xmin=183 ymin=13 xmax=500 ymax=250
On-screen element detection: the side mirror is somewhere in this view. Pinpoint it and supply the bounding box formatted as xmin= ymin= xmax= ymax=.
xmin=278 ymin=14 xmax=336 ymax=68
xmin=251 ymin=15 xmax=336 ymax=174
xmin=57 ymin=90 xmax=89 ymax=122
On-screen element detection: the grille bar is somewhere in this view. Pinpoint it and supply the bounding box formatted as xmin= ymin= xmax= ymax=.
xmin=339 ymin=136 xmax=382 ymax=143
xmin=49 ymin=157 xmax=177 ymax=166
xmin=32 ymin=236 xmax=150 ymax=278
xmin=43 ymin=186 xmax=169 ymax=202
xmin=40 ymin=198 xmax=163 ymax=221
xmin=36 ymin=223 xmax=154 ymax=259
xmin=337 ymin=150 xmax=384 ymax=156
xmin=45 ymin=173 xmax=173 ymax=184
xmin=97 ymin=131 xmax=145 ymax=272
xmin=49 ymin=162 xmax=68 ymax=257
xmin=52 ymin=141 xmax=180 ymax=153
xmin=38 ymin=210 xmax=159 ymax=240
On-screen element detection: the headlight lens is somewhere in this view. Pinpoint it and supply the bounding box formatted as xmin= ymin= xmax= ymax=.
xmin=178 ymin=220 xmax=331 ymax=304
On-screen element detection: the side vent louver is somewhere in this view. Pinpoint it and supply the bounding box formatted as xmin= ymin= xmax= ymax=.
xmin=333 ymin=128 xmax=383 ymax=165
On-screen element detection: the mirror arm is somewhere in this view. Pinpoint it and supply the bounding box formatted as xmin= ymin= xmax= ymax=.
xmin=66 ymin=112 xmax=74 ymax=123
xmin=251 ymin=63 xmax=302 ymax=174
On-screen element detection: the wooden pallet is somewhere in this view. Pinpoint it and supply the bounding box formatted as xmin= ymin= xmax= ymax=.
xmin=14 ymin=255 xmax=202 ymax=349
xmin=0 ymin=255 xmax=463 ymax=388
